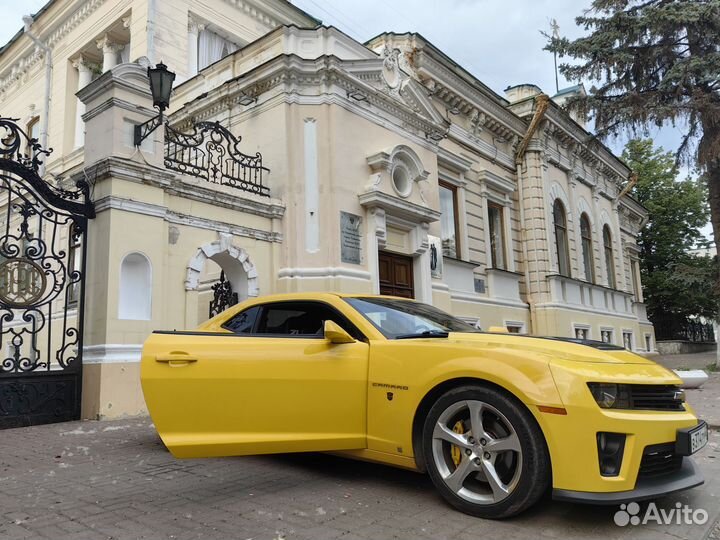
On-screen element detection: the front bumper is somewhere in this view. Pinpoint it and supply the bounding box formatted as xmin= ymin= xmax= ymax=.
xmin=553 ymin=458 xmax=704 ymax=504
xmin=540 ymin=360 xmax=703 ymax=494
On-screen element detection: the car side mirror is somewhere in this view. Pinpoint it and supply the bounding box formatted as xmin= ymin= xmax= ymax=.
xmin=324 ymin=320 xmax=355 ymax=344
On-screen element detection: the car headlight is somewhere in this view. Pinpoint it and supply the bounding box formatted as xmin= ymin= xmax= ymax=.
xmin=587 ymin=383 xmax=632 ymax=409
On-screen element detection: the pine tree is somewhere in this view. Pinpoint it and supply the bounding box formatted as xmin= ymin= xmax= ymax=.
xmin=547 ymin=0 xmax=720 ymax=247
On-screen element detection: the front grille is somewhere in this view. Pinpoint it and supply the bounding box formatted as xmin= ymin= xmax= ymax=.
xmin=638 ymin=443 xmax=683 ymax=478
xmin=629 ymin=385 xmax=685 ymax=411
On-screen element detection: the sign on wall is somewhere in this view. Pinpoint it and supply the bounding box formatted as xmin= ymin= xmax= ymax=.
xmin=340 ymin=211 xmax=363 ymax=264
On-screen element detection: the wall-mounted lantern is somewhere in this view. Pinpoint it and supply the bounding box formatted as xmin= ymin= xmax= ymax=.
xmin=133 ymin=62 xmax=176 ymax=146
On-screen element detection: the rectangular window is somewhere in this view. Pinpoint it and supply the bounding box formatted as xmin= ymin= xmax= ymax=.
xmin=198 ymin=28 xmax=240 ymax=71
xmin=580 ymin=214 xmax=594 ymax=283
xmin=487 ymin=203 xmax=506 ymax=270
xmin=506 ymin=324 xmax=523 ymax=334
xmin=645 ymin=334 xmax=652 ymax=351
xmin=250 ymin=301 xmax=360 ymax=339
xmin=439 ymin=182 xmax=459 ymax=259
xmin=223 ymin=305 xmax=261 ymax=334
xmin=574 ymin=326 xmax=589 ymax=340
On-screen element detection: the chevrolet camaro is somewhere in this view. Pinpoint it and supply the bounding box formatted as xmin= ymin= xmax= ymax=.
xmin=141 ymin=293 xmax=707 ymax=518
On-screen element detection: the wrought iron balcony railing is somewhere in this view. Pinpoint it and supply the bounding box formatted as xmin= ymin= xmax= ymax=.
xmin=164 ymin=121 xmax=270 ymax=197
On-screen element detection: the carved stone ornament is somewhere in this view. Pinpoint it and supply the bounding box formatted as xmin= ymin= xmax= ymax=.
xmin=381 ymin=46 xmax=403 ymax=92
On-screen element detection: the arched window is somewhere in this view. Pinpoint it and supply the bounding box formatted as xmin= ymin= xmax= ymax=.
xmin=603 ymin=225 xmax=616 ymax=289
xmin=118 ymin=253 xmax=152 ymax=320
xmin=580 ymin=213 xmax=594 ymax=283
xmin=553 ymin=199 xmax=570 ymax=277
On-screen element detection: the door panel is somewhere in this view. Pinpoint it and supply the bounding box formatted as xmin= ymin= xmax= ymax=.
xmin=141 ymin=332 xmax=368 ymax=458
xmin=378 ymin=251 xmax=415 ymax=298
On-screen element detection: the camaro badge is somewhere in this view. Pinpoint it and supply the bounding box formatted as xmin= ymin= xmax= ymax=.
xmin=372 ymin=382 xmax=409 ymax=391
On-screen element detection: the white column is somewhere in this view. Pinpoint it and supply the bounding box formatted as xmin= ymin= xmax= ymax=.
xmin=187 ymin=18 xmax=201 ymax=76
xmin=96 ymin=35 xmax=124 ymax=72
xmin=73 ymin=56 xmax=93 ymax=148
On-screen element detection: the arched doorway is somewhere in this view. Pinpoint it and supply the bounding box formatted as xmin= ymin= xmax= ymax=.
xmin=185 ymin=234 xmax=258 ymax=324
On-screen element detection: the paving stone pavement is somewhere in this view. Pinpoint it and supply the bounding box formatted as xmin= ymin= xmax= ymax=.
xmin=1 ymin=417 xmax=720 ymax=540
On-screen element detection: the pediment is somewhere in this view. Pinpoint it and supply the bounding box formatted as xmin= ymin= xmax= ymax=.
xmin=399 ymin=78 xmax=448 ymax=126
xmin=343 ymin=60 xmax=448 ymax=130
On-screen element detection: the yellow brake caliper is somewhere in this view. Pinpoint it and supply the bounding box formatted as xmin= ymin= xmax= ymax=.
xmin=450 ymin=420 xmax=466 ymax=466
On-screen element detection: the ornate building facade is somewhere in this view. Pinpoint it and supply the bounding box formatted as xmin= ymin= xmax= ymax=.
xmin=0 ymin=0 xmax=653 ymax=422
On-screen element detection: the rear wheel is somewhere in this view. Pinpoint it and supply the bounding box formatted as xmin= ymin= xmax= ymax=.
xmin=422 ymin=385 xmax=550 ymax=518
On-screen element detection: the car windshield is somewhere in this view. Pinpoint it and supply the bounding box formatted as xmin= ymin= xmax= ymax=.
xmin=345 ymin=297 xmax=480 ymax=339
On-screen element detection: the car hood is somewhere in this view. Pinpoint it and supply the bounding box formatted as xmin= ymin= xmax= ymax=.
xmin=446 ymin=332 xmax=656 ymax=365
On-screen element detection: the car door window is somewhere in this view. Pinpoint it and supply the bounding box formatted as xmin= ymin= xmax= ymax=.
xmin=223 ymin=305 xmax=261 ymax=334
xmin=256 ymin=302 xmax=360 ymax=338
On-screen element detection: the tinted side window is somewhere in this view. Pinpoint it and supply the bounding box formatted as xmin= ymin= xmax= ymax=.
xmin=256 ymin=302 xmax=359 ymax=338
xmin=223 ymin=305 xmax=261 ymax=334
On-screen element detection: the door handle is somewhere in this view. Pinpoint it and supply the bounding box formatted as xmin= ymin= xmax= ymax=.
xmin=155 ymin=353 xmax=198 ymax=364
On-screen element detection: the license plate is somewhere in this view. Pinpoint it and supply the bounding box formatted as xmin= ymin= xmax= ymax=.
xmin=676 ymin=421 xmax=708 ymax=456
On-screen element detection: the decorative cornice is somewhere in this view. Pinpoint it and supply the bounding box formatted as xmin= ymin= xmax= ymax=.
xmin=74 ymin=156 xmax=286 ymax=220
xmin=437 ymin=146 xmax=473 ymax=173
xmin=94 ymin=194 xmax=283 ymax=243
xmin=412 ymin=49 xmax=527 ymax=136
xmin=77 ymin=61 xmax=154 ymax=111
xmin=220 ymin=0 xmax=304 ymax=29
xmin=358 ymin=190 xmax=441 ymax=223
xmin=170 ymin=55 xmax=448 ymax=143
xmin=542 ymin=106 xmax=630 ymax=182
xmin=446 ymin=124 xmax=515 ymax=170
xmin=478 ymin=169 xmax=515 ymax=194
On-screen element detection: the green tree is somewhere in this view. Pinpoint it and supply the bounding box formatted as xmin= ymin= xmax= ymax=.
xmin=622 ymin=138 xmax=717 ymax=338
xmin=546 ymin=0 xmax=720 ymax=248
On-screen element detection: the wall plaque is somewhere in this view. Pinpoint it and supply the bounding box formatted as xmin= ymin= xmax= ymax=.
xmin=340 ymin=211 xmax=362 ymax=264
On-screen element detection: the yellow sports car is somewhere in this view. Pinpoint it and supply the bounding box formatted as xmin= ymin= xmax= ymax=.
xmin=141 ymin=293 xmax=707 ymax=518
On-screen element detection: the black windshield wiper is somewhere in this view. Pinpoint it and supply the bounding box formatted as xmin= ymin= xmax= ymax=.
xmin=395 ymin=330 xmax=450 ymax=340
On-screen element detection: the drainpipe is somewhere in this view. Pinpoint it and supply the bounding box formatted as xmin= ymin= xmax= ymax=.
xmin=515 ymin=94 xmax=550 ymax=335
xmin=614 ymin=172 xmax=638 ymax=204
xmin=22 ymin=15 xmax=52 ymax=169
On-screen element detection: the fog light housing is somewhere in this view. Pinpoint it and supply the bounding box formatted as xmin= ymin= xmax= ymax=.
xmin=597 ymin=432 xmax=626 ymax=477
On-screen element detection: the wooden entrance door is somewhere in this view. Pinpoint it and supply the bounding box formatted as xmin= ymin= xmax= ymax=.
xmin=378 ymin=252 xmax=415 ymax=298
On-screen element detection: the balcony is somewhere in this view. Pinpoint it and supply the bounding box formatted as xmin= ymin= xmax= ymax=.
xmin=547 ymin=274 xmax=634 ymax=316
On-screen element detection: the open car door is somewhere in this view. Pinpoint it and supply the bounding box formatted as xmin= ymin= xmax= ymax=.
xmin=141 ymin=300 xmax=369 ymax=458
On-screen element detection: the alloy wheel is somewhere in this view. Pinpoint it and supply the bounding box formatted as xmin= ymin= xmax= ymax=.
xmin=431 ymin=399 xmax=523 ymax=504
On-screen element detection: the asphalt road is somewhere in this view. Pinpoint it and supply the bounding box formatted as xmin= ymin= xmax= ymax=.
xmin=1 ymin=417 xmax=719 ymax=540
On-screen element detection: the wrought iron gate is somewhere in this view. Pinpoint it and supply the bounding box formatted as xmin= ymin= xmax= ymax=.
xmin=0 ymin=117 xmax=94 ymax=428
xmin=209 ymin=271 xmax=238 ymax=318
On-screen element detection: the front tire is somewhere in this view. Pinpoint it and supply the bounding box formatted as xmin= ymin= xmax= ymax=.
xmin=422 ymin=385 xmax=550 ymax=518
